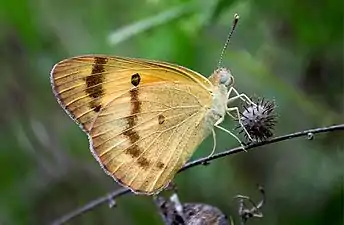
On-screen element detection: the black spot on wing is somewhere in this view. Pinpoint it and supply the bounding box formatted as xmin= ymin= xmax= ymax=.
xmin=131 ymin=73 xmax=141 ymax=86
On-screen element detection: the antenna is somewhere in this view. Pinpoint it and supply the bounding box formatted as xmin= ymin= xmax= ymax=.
xmin=217 ymin=13 xmax=240 ymax=69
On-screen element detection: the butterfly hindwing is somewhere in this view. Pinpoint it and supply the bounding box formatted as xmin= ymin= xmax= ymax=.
xmin=50 ymin=55 xmax=214 ymax=193
xmin=92 ymin=83 xmax=211 ymax=193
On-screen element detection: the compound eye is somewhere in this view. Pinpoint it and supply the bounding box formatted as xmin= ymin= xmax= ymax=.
xmin=219 ymin=74 xmax=229 ymax=84
xmin=218 ymin=69 xmax=234 ymax=87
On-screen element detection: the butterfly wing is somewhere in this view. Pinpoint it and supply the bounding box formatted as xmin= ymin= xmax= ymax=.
xmin=50 ymin=55 xmax=214 ymax=194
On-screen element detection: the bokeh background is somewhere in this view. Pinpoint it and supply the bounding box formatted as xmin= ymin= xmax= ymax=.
xmin=0 ymin=0 xmax=343 ymax=224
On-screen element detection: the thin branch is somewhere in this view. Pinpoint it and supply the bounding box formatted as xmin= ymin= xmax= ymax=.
xmin=51 ymin=188 xmax=130 ymax=225
xmin=51 ymin=124 xmax=344 ymax=225
xmin=181 ymin=124 xmax=344 ymax=171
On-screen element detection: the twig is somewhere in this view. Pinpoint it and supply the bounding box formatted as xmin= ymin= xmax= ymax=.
xmin=51 ymin=124 xmax=344 ymax=225
xmin=234 ymin=186 xmax=265 ymax=225
xmin=180 ymin=124 xmax=344 ymax=171
xmin=51 ymin=188 xmax=130 ymax=225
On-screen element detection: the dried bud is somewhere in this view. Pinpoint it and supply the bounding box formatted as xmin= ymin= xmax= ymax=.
xmin=238 ymin=98 xmax=277 ymax=142
xmin=155 ymin=195 xmax=229 ymax=225
xmin=183 ymin=203 xmax=228 ymax=225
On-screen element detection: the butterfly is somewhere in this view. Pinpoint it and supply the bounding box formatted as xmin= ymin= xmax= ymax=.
xmin=50 ymin=14 xmax=254 ymax=194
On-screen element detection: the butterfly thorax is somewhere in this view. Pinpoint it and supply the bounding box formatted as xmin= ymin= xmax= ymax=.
xmin=204 ymin=84 xmax=227 ymax=127
xmin=205 ymin=68 xmax=233 ymax=128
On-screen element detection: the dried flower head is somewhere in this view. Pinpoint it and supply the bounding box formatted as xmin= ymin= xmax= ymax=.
xmin=155 ymin=193 xmax=229 ymax=225
xmin=237 ymin=98 xmax=277 ymax=142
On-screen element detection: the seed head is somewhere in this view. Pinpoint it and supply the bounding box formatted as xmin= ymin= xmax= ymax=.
xmin=238 ymin=98 xmax=277 ymax=142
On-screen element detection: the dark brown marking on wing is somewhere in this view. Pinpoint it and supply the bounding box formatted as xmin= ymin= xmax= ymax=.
xmin=158 ymin=114 xmax=165 ymax=125
xmin=123 ymin=129 xmax=140 ymax=143
xmin=86 ymin=57 xmax=107 ymax=98
xmin=137 ymin=157 xmax=150 ymax=168
xmin=130 ymin=88 xmax=141 ymax=114
xmin=131 ymin=73 xmax=141 ymax=86
xmin=156 ymin=162 xmax=165 ymax=169
xmin=125 ymin=145 xmax=141 ymax=157
xmin=92 ymin=103 xmax=102 ymax=112
xmin=123 ymin=87 xmax=143 ymax=158
xmin=85 ymin=57 xmax=107 ymax=112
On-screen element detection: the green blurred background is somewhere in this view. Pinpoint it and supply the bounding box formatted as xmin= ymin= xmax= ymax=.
xmin=0 ymin=0 xmax=343 ymax=224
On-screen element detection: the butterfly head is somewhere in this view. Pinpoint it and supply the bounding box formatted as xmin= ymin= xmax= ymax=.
xmin=209 ymin=68 xmax=234 ymax=89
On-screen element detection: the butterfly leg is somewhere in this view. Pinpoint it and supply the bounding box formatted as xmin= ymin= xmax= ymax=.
xmin=205 ymin=119 xmax=219 ymax=159
xmin=214 ymin=124 xmax=246 ymax=151
xmin=226 ymin=87 xmax=255 ymax=142
xmin=227 ymin=106 xmax=254 ymax=142
xmin=213 ymin=116 xmax=246 ymax=151
xmin=207 ymin=129 xmax=217 ymax=158
xmin=206 ymin=117 xmax=245 ymax=160
xmin=226 ymin=87 xmax=256 ymax=105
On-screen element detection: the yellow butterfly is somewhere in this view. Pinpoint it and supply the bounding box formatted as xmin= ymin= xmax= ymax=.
xmin=50 ymin=14 xmax=254 ymax=194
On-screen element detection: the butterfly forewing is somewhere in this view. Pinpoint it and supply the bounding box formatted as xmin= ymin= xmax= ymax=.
xmin=50 ymin=55 xmax=214 ymax=194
